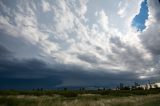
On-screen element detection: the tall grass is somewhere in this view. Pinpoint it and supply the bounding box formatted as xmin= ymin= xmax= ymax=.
xmin=0 ymin=89 xmax=160 ymax=106
xmin=0 ymin=94 xmax=160 ymax=106
xmin=0 ymin=88 xmax=160 ymax=97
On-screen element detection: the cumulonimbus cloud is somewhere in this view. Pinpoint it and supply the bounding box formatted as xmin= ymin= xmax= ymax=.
xmin=0 ymin=0 xmax=160 ymax=88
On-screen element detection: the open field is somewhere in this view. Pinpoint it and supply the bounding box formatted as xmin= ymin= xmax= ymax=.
xmin=0 ymin=94 xmax=160 ymax=106
xmin=0 ymin=89 xmax=160 ymax=106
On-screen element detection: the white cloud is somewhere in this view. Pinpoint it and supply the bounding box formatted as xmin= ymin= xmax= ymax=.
xmin=42 ymin=0 xmax=50 ymax=12
xmin=117 ymin=1 xmax=127 ymax=18
xmin=0 ymin=0 xmax=160 ymax=82
xmin=96 ymin=10 xmax=109 ymax=31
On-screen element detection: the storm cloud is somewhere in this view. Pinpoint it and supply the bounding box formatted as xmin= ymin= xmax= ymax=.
xmin=0 ymin=0 xmax=160 ymax=89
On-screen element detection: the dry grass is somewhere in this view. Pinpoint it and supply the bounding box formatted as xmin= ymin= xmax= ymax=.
xmin=0 ymin=94 xmax=160 ymax=106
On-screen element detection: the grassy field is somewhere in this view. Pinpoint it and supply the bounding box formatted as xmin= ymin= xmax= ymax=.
xmin=0 ymin=89 xmax=160 ymax=106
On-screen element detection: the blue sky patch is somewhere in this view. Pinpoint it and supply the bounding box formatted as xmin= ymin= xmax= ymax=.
xmin=132 ymin=0 xmax=148 ymax=31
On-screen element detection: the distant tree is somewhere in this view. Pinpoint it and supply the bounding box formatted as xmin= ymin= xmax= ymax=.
xmin=98 ymin=88 xmax=101 ymax=91
xmin=136 ymin=87 xmax=144 ymax=90
xmin=79 ymin=87 xmax=85 ymax=91
xmin=82 ymin=87 xmax=85 ymax=91
xmin=131 ymin=86 xmax=135 ymax=90
xmin=116 ymin=86 xmax=120 ymax=90
xmin=134 ymin=82 xmax=139 ymax=88
xmin=145 ymin=84 xmax=149 ymax=90
xmin=154 ymin=84 xmax=158 ymax=89
xmin=40 ymin=88 xmax=43 ymax=91
xmin=148 ymin=80 xmax=152 ymax=89
xmin=64 ymin=88 xmax=68 ymax=91
xmin=123 ymin=86 xmax=130 ymax=90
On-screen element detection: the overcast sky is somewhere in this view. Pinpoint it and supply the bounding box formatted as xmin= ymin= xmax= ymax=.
xmin=0 ymin=0 xmax=160 ymax=89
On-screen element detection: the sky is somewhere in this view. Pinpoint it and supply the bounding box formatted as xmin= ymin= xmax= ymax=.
xmin=0 ymin=0 xmax=160 ymax=89
xmin=132 ymin=0 xmax=148 ymax=31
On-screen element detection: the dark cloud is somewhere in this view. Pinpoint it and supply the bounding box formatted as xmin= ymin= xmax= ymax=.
xmin=0 ymin=36 xmax=154 ymax=89
xmin=140 ymin=0 xmax=160 ymax=55
xmin=0 ymin=46 xmax=62 ymax=89
xmin=0 ymin=58 xmax=63 ymax=89
xmin=0 ymin=77 xmax=61 ymax=90
xmin=0 ymin=48 xmax=146 ymax=89
xmin=109 ymin=36 xmax=151 ymax=71
xmin=0 ymin=30 xmax=43 ymax=60
xmin=0 ymin=44 xmax=12 ymax=58
xmin=77 ymin=54 xmax=98 ymax=64
xmin=0 ymin=0 xmax=160 ymax=90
